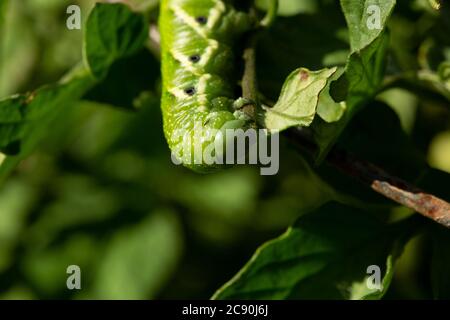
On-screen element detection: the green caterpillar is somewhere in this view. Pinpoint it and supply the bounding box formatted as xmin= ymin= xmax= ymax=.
xmin=159 ymin=0 xmax=275 ymax=172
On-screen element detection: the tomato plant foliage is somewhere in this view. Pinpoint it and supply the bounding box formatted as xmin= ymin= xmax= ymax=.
xmin=0 ymin=0 xmax=449 ymax=299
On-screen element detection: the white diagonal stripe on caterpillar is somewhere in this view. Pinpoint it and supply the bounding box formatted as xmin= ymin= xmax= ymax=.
xmin=167 ymin=72 xmax=212 ymax=112
xmin=170 ymin=4 xmax=209 ymax=38
xmin=169 ymin=2 xmax=221 ymax=69
xmin=199 ymin=39 xmax=219 ymax=67
xmin=168 ymin=87 xmax=191 ymax=100
xmin=168 ymin=1 xmax=226 ymax=113
xmin=197 ymin=73 xmax=212 ymax=109
xmin=207 ymin=0 xmax=226 ymax=29
xmin=170 ymin=48 xmax=199 ymax=74
xmin=169 ymin=37 xmax=219 ymax=74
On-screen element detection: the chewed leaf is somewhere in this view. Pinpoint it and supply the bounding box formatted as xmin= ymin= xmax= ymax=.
xmin=312 ymin=32 xmax=390 ymax=163
xmin=316 ymin=67 xmax=347 ymax=123
xmin=263 ymin=67 xmax=337 ymax=131
xmin=308 ymin=1 xmax=396 ymax=163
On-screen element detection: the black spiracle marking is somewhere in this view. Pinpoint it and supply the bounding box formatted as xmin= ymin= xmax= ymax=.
xmin=189 ymin=55 xmax=201 ymax=63
xmin=184 ymin=87 xmax=196 ymax=96
xmin=196 ymin=16 xmax=208 ymax=25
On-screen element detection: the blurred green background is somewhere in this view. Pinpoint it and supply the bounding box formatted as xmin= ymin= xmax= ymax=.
xmin=0 ymin=0 xmax=449 ymax=299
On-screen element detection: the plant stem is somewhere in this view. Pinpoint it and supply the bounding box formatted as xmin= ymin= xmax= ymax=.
xmin=240 ymin=23 xmax=450 ymax=229
xmin=286 ymin=128 xmax=450 ymax=228
xmin=242 ymin=37 xmax=258 ymax=102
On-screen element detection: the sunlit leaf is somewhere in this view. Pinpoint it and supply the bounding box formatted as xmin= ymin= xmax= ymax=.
xmin=263 ymin=67 xmax=337 ymax=131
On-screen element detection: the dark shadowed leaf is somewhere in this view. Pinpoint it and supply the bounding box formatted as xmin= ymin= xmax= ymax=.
xmin=84 ymin=3 xmax=149 ymax=79
xmin=213 ymin=202 xmax=415 ymax=300
xmin=256 ymin=3 xmax=349 ymax=100
xmin=312 ymin=32 xmax=390 ymax=162
xmin=85 ymin=49 xmax=160 ymax=110
xmin=315 ymin=102 xmax=426 ymax=206
xmin=0 ymin=66 xmax=96 ymax=180
xmin=0 ymin=3 xmax=149 ymax=181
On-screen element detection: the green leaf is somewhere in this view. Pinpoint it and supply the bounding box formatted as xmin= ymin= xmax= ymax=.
xmin=84 ymin=3 xmax=149 ymax=79
xmin=313 ymin=101 xmax=428 ymax=211
xmin=0 ymin=0 xmax=37 ymax=97
xmin=314 ymin=101 xmax=427 ymax=208
xmin=256 ymin=8 xmax=349 ymax=101
xmin=213 ymin=202 xmax=413 ymax=300
xmin=0 ymin=3 xmax=149 ymax=181
xmin=88 ymin=211 xmax=183 ymax=299
xmin=0 ymin=66 xmax=97 ymax=180
xmin=0 ymin=0 xmax=7 ymax=31
xmin=336 ymin=101 xmax=425 ymax=180
xmin=85 ymin=49 xmax=160 ymax=110
xmin=316 ymin=67 xmax=346 ymax=123
xmin=308 ymin=0 xmax=396 ymax=162
xmin=263 ymin=67 xmax=337 ymax=131
xmin=23 ymin=234 xmax=100 ymax=296
xmin=340 ymin=0 xmax=396 ymax=52
xmin=312 ymin=32 xmax=390 ymax=162
xmin=438 ymin=61 xmax=450 ymax=81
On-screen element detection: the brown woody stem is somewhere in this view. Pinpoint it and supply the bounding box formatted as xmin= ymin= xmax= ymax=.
xmin=286 ymin=128 xmax=450 ymax=228
xmin=239 ymin=20 xmax=450 ymax=228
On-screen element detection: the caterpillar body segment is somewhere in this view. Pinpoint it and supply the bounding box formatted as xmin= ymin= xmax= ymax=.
xmin=159 ymin=0 xmax=257 ymax=172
